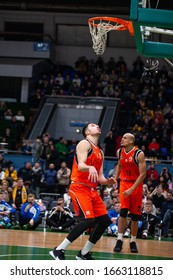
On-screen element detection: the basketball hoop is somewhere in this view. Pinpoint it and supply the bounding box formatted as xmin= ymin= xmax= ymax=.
xmin=88 ymin=17 xmax=134 ymax=55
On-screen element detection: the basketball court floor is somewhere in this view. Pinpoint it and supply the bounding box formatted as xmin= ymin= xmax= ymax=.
xmin=0 ymin=228 xmax=172 ymax=260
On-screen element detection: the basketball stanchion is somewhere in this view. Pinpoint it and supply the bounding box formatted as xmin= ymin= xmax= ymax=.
xmin=130 ymin=0 xmax=173 ymax=59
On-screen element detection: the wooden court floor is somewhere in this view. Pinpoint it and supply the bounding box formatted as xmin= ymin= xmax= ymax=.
xmin=0 ymin=228 xmax=173 ymax=260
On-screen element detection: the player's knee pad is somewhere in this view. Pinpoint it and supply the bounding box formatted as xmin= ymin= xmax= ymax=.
xmin=130 ymin=213 xmax=140 ymax=221
xmin=120 ymin=208 xmax=128 ymax=218
xmin=96 ymin=214 xmax=111 ymax=227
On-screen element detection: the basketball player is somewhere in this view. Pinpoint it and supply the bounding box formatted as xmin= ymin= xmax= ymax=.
xmin=113 ymin=133 xmax=146 ymax=253
xmin=49 ymin=123 xmax=116 ymax=260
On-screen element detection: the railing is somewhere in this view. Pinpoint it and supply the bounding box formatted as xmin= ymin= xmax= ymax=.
xmin=2 ymin=149 xmax=173 ymax=164
xmin=39 ymin=193 xmax=61 ymax=201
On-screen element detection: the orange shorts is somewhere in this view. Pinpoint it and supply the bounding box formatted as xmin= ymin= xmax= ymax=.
xmin=69 ymin=183 xmax=107 ymax=219
xmin=119 ymin=180 xmax=143 ymax=215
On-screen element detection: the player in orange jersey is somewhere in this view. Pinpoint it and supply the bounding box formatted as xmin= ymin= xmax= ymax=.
xmin=113 ymin=133 xmax=146 ymax=253
xmin=49 ymin=123 xmax=116 ymax=260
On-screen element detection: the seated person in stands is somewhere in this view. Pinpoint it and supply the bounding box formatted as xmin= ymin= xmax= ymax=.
xmin=148 ymin=138 xmax=160 ymax=158
xmin=4 ymin=164 xmax=18 ymax=187
xmin=10 ymin=177 xmax=30 ymax=229
xmin=159 ymin=167 xmax=172 ymax=188
xmin=138 ymin=201 xmax=158 ymax=239
xmin=15 ymin=110 xmax=25 ymax=123
xmin=0 ymin=101 xmax=7 ymax=118
xmin=63 ymin=186 xmax=74 ymax=213
xmin=0 ymin=154 xmax=13 ymax=170
xmin=149 ymin=184 xmax=166 ymax=222
xmin=19 ymin=193 xmax=42 ymax=230
xmin=145 ymin=162 xmax=159 ymax=188
xmin=107 ymin=164 xmax=117 ymax=178
xmin=0 ymin=191 xmax=15 ymax=228
xmin=107 ymin=201 xmax=120 ymax=236
xmin=123 ymin=201 xmax=158 ymax=239
xmin=46 ymin=197 xmax=75 ymax=231
xmin=1 ymin=180 xmax=11 ymax=202
xmin=21 ymin=140 xmax=32 ymax=156
xmin=4 ymin=108 xmax=13 ymax=120
xmin=0 ymin=166 xmax=5 ymax=183
xmin=157 ymin=191 xmax=173 ymax=237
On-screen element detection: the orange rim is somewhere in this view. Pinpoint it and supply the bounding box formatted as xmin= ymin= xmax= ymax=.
xmin=88 ymin=16 xmax=134 ymax=35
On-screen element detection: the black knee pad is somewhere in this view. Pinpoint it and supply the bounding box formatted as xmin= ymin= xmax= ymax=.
xmin=120 ymin=208 xmax=128 ymax=218
xmin=96 ymin=214 xmax=111 ymax=227
xmin=130 ymin=213 xmax=140 ymax=221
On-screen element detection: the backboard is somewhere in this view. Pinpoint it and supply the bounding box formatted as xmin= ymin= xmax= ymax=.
xmin=130 ymin=0 xmax=173 ymax=59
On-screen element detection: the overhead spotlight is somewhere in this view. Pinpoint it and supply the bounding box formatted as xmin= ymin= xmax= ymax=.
xmin=76 ymin=128 xmax=81 ymax=134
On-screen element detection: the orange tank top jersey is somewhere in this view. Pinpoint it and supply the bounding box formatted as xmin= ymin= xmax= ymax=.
xmin=70 ymin=140 xmax=103 ymax=189
xmin=118 ymin=147 xmax=143 ymax=215
xmin=119 ymin=147 xmax=141 ymax=181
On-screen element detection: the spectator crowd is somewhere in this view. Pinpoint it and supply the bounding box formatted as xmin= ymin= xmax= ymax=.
xmin=28 ymin=55 xmax=173 ymax=160
xmin=0 ymin=55 xmax=173 ymax=159
xmin=0 ymin=54 xmax=173 ymax=238
xmin=0 ymin=149 xmax=173 ymax=239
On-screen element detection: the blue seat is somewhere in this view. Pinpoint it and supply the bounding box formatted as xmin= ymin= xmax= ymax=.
xmin=159 ymin=147 xmax=168 ymax=159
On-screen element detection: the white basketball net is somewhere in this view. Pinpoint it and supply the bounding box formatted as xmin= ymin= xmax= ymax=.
xmin=89 ymin=20 xmax=124 ymax=55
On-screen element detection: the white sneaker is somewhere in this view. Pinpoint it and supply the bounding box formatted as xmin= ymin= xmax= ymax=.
xmin=123 ymin=229 xmax=131 ymax=238
xmin=142 ymin=232 xmax=148 ymax=239
xmin=49 ymin=248 xmax=65 ymax=260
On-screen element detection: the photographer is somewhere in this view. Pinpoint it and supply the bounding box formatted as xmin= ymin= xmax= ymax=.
xmin=19 ymin=193 xmax=42 ymax=230
xmin=57 ymin=161 xmax=71 ymax=195
xmin=46 ymin=197 xmax=75 ymax=231
xmin=159 ymin=167 xmax=172 ymax=188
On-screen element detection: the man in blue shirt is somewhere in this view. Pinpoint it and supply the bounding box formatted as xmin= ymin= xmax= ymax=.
xmin=0 ymin=191 xmax=15 ymax=228
xmin=107 ymin=201 xmax=120 ymax=235
xmin=43 ymin=163 xmax=57 ymax=193
xmin=19 ymin=193 xmax=42 ymax=230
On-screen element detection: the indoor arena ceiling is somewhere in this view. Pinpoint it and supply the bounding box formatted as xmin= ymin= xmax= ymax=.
xmin=0 ymin=1 xmax=173 ymax=15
